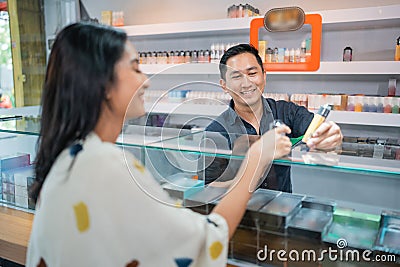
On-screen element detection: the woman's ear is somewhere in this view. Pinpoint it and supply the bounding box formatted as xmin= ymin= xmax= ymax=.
xmin=105 ymin=84 xmax=113 ymax=100
xmin=105 ymin=91 xmax=112 ymax=100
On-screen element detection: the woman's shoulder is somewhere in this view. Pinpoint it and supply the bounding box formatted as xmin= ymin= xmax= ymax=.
xmin=79 ymin=133 xmax=133 ymax=164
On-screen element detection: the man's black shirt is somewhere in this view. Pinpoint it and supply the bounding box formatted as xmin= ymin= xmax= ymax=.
xmin=205 ymin=97 xmax=313 ymax=193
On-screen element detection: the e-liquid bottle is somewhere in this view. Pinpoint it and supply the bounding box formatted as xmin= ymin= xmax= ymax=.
xmin=346 ymin=96 xmax=355 ymax=111
xmin=266 ymin=48 xmax=273 ymax=63
xmin=388 ymin=78 xmax=397 ymax=97
xmin=300 ymin=40 xmax=306 ymax=62
xmin=368 ymin=96 xmax=377 ymax=112
xmin=383 ymin=97 xmax=392 ymax=113
xmin=395 ymin=36 xmax=400 ymax=61
xmin=284 ymin=48 xmax=290 ymax=63
xmin=343 ymin=46 xmax=352 ymax=62
xmin=273 ymin=47 xmax=279 ymax=63
xmin=302 ymin=104 xmax=332 ymax=143
xmin=289 ymin=48 xmax=295 ymax=63
xmin=354 ymin=96 xmax=363 ymax=112
xmin=392 ymin=98 xmax=399 ymax=114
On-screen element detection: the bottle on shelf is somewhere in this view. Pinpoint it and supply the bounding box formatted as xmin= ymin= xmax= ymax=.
xmin=343 ymin=46 xmax=353 ymax=62
xmin=305 ymin=38 xmax=312 ymax=62
xmin=258 ymin=40 xmax=267 ymax=63
xmin=227 ymin=5 xmax=236 ymax=18
xmin=300 ymin=40 xmax=306 ymax=63
xmin=204 ymin=50 xmax=210 ymax=63
xmin=289 ymin=48 xmax=295 ymax=63
xmin=238 ymin=4 xmax=244 ymax=18
xmin=220 ymin=43 xmax=226 ymax=59
xmin=368 ymin=96 xmax=377 ymax=112
xmin=184 ymin=51 xmax=191 ymax=63
xmin=300 ymin=94 xmax=308 ymax=108
xmin=214 ymin=44 xmax=220 ymax=63
xmin=332 ymin=95 xmax=342 ymax=111
xmin=179 ymin=51 xmax=185 ymax=63
xmin=362 ymin=96 xmax=369 ymax=112
xmin=284 ymin=48 xmax=289 ymax=63
xmin=273 ymin=47 xmax=278 ymax=63
xmin=197 ymin=50 xmax=204 ymax=63
xmin=139 ymin=52 xmax=146 ymax=64
xmin=354 ymin=96 xmax=363 ymax=112
xmin=150 ymin=51 xmax=157 ymax=64
xmin=191 ymin=50 xmax=198 ymax=63
xmin=376 ymin=97 xmax=384 ymax=113
xmin=156 ymin=51 xmax=162 ymax=64
xmin=383 ymin=97 xmax=392 ymax=113
xmin=295 ymin=48 xmax=301 ymax=63
xmin=266 ymin=48 xmax=273 ymax=63
xmin=395 ymin=36 xmax=400 ymax=61
xmin=210 ymin=44 xmax=216 ymax=63
xmin=388 ymin=79 xmax=397 ymax=97
xmin=346 ymin=96 xmax=355 ymax=111
xmin=392 ymin=98 xmax=399 ymax=114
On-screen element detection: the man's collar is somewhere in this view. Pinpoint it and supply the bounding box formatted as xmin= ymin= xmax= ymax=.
xmin=261 ymin=96 xmax=273 ymax=114
xmin=226 ymin=96 xmax=272 ymax=126
xmin=226 ymin=99 xmax=239 ymax=126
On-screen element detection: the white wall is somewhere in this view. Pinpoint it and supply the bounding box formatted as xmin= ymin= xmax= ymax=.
xmin=82 ymin=0 xmax=400 ymax=25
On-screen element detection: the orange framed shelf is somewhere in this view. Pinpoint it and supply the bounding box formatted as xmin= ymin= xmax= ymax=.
xmin=250 ymin=14 xmax=322 ymax=71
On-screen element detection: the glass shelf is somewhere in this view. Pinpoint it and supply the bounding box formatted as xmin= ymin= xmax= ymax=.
xmin=0 ymin=117 xmax=399 ymax=178
xmin=0 ymin=116 xmax=40 ymax=136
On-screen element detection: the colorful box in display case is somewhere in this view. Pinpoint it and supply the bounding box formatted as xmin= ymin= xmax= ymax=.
xmin=1 ymin=154 xmax=34 ymax=210
xmin=322 ymin=209 xmax=381 ymax=250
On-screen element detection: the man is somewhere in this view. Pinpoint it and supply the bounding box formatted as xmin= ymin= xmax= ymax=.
xmin=205 ymin=44 xmax=342 ymax=193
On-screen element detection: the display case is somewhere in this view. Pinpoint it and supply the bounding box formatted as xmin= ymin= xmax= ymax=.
xmin=0 ymin=116 xmax=399 ymax=266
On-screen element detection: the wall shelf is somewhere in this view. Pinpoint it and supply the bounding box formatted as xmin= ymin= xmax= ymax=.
xmin=319 ymin=5 xmax=400 ymax=30
xmin=140 ymin=63 xmax=219 ymax=75
xmin=140 ymin=61 xmax=400 ymax=75
xmin=119 ymin=17 xmax=253 ymax=37
xmin=119 ymin=5 xmax=400 ymax=37
xmin=144 ymin=101 xmax=226 ymax=116
xmin=327 ymin=111 xmax=400 ymax=127
xmin=4 ymin=104 xmax=398 ymax=128
xmin=145 ymin=101 xmax=400 ymax=127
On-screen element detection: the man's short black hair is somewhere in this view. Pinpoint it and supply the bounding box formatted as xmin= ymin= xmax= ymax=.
xmin=219 ymin=43 xmax=265 ymax=80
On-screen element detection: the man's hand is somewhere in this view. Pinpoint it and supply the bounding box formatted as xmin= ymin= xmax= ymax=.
xmin=306 ymin=121 xmax=343 ymax=150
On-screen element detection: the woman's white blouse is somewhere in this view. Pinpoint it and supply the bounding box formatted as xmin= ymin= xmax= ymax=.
xmin=26 ymin=133 xmax=228 ymax=267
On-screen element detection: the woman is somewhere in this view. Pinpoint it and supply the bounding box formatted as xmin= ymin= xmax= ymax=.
xmin=27 ymin=22 xmax=291 ymax=266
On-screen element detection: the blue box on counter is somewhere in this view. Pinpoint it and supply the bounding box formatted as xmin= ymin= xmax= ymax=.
xmin=162 ymin=173 xmax=204 ymax=200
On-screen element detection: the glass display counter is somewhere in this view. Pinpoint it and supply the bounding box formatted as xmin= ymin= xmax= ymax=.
xmin=0 ymin=116 xmax=399 ymax=177
xmin=0 ymin=116 xmax=399 ymax=266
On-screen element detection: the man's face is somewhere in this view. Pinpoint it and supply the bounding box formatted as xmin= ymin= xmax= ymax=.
xmin=221 ymin=52 xmax=266 ymax=109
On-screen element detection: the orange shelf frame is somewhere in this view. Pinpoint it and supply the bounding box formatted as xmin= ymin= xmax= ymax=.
xmin=250 ymin=14 xmax=322 ymax=71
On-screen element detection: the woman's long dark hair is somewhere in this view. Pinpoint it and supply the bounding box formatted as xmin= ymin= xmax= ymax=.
xmin=30 ymin=22 xmax=127 ymax=202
